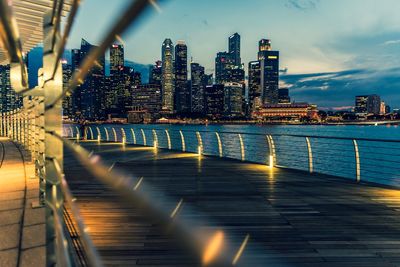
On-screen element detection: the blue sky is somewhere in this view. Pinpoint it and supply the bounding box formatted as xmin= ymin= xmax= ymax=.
xmin=66 ymin=0 xmax=400 ymax=109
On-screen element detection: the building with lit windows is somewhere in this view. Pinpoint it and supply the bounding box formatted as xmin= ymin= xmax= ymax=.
xmin=229 ymin=33 xmax=241 ymax=67
xmin=0 ymin=65 xmax=22 ymax=112
xmin=252 ymin=103 xmax=318 ymax=121
xmin=190 ymin=62 xmax=206 ymax=114
xmin=224 ymin=82 xmax=243 ymax=117
xmin=174 ymin=41 xmax=189 ymax=114
xmin=205 ymin=84 xmax=224 ymax=119
xmin=161 ymin=38 xmax=175 ymax=114
xmin=258 ymin=39 xmax=279 ymax=104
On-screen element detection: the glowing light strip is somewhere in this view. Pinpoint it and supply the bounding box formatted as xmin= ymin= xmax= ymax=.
xmin=96 ymin=127 xmax=101 ymax=142
xmin=141 ymin=129 xmax=146 ymax=146
xmin=121 ymin=128 xmax=126 ymax=144
xmin=105 ymin=128 xmax=109 ymax=141
xmin=215 ymin=132 xmax=223 ymax=157
xmin=75 ymin=126 xmax=79 ymax=138
xmin=266 ymin=135 xmax=276 ymax=167
xmin=131 ymin=128 xmax=136 ymax=144
xmin=353 ymin=139 xmax=361 ymax=182
xmin=152 ymin=129 xmax=158 ymax=148
xmin=69 ymin=126 xmax=73 ymax=137
xmin=238 ymin=134 xmax=245 ymax=161
xmin=305 ymin=137 xmax=313 ymax=173
xmin=196 ymin=131 xmax=203 ymax=155
xmin=88 ymin=126 xmax=94 ymax=140
xmin=170 ymin=198 xmax=183 ymax=218
xmin=232 ymin=234 xmax=250 ymax=265
xmin=165 ymin=129 xmax=171 ymax=149
xmin=179 ymin=130 xmax=185 ymax=152
xmin=112 ymin=127 xmax=117 ymax=142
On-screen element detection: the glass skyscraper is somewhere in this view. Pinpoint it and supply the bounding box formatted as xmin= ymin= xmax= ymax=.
xmin=174 ymin=41 xmax=189 ymax=114
xmin=161 ymin=38 xmax=175 ymax=114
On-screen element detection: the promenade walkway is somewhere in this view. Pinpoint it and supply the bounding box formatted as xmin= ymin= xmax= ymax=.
xmin=0 ymin=138 xmax=45 ymax=267
xmin=65 ymin=141 xmax=400 ymax=267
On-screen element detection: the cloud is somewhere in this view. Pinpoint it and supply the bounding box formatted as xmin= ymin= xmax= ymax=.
xmin=281 ymin=68 xmax=400 ymax=109
xmin=383 ymin=39 xmax=400 ymax=46
xmin=285 ymin=0 xmax=319 ymax=11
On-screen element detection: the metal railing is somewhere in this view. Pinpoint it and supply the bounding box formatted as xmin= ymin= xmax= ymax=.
xmin=73 ymin=125 xmax=400 ymax=188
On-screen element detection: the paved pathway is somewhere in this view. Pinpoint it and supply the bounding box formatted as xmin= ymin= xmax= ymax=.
xmin=65 ymin=142 xmax=400 ymax=267
xmin=0 ymin=138 xmax=45 ymax=267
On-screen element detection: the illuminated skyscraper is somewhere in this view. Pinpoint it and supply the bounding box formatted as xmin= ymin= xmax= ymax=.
xmin=110 ymin=43 xmax=125 ymax=113
xmin=149 ymin=60 xmax=162 ymax=85
xmin=248 ymin=61 xmax=261 ymax=111
xmin=161 ymin=38 xmax=175 ymax=114
xmin=229 ymin=33 xmax=241 ymax=67
xmin=224 ymin=82 xmax=243 ymax=117
xmin=205 ymin=84 xmax=224 ymax=119
xmin=0 ymin=65 xmax=22 ymax=112
xmin=174 ymin=41 xmax=189 ymax=113
xmin=215 ymin=52 xmax=234 ymax=84
xmin=190 ymin=62 xmax=206 ymax=114
xmin=258 ymin=39 xmax=279 ymax=104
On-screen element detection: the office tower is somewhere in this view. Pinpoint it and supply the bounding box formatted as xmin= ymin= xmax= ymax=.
xmin=80 ymin=38 xmax=105 ymax=121
xmin=367 ymin=94 xmax=381 ymax=115
xmin=248 ymin=61 xmax=261 ymax=111
xmin=174 ymin=41 xmax=189 ymax=113
xmin=205 ymin=84 xmax=224 ymax=119
xmin=229 ymin=33 xmax=241 ymax=67
xmin=61 ymin=62 xmax=73 ymax=118
xmin=224 ymin=82 xmax=243 ymax=117
xmin=0 ymin=65 xmax=22 ymax=112
xmin=71 ymin=48 xmax=81 ymax=119
xmin=355 ymin=95 xmax=368 ymax=114
xmin=27 ymin=46 xmax=43 ymax=88
xmin=110 ymin=43 xmax=125 ymax=114
xmin=149 ymin=60 xmax=162 ymax=85
xmin=258 ymin=39 xmax=279 ymax=104
xmin=190 ymin=62 xmax=206 ymax=114
xmin=131 ymin=84 xmax=162 ymax=116
xmin=278 ymin=88 xmax=290 ymax=104
xmin=215 ymin=52 xmax=234 ymax=84
xmin=161 ymin=39 xmax=175 ymax=114
xmin=205 ymin=74 xmax=213 ymax=86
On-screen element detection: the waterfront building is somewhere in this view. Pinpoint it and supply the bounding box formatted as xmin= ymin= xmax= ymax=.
xmin=224 ymin=82 xmax=243 ymax=117
xmin=61 ymin=62 xmax=73 ymax=118
xmin=367 ymin=94 xmax=381 ymax=115
xmin=258 ymin=39 xmax=279 ymax=104
xmin=110 ymin=43 xmax=125 ymax=114
xmin=174 ymin=41 xmax=189 ymax=114
xmin=71 ymin=48 xmax=81 ymax=119
xmin=252 ymin=103 xmax=318 ymax=121
xmin=149 ymin=60 xmax=162 ymax=85
xmin=229 ymin=33 xmax=241 ymax=67
xmin=248 ymin=60 xmax=261 ymax=111
xmin=161 ymin=38 xmax=175 ymax=114
xmin=131 ymin=83 xmax=162 ymax=121
xmin=215 ymin=51 xmax=235 ymax=84
xmin=355 ymin=95 xmax=368 ymax=114
xmin=79 ymin=39 xmax=105 ymax=121
xmin=278 ymin=88 xmax=291 ymax=104
xmin=205 ymin=84 xmax=224 ymax=119
xmin=0 ymin=65 xmax=22 ymax=112
xmin=190 ymin=62 xmax=206 ymax=114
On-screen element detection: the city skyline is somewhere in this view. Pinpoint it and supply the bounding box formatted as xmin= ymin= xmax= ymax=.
xmin=64 ymin=0 xmax=400 ymax=109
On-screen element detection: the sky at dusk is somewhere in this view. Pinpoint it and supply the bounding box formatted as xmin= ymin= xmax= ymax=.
xmin=66 ymin=0 xmax=400 ymax=109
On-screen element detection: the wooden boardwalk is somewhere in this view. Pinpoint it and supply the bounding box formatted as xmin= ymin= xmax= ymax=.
xmin=65 ymin=142 xmax=400 ymax=267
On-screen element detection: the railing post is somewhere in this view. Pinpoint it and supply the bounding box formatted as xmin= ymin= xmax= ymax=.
xmin=165 ymin=129 xmax=171 ymax=149
xmin=152 ymin=129 xmax=158 ymax=148
xmin=96 ymin=126 xmax=101 ymax=143
xmin=305 ymin=137 xmax=313 ymax=173
xmin=179 ymin=130 xmax=185 ymax=152
xmin=141 ymin=129 xmax=147 ymax=146
xmin=266 ymin=135 xmax=276 ymax=168
xmin=353 ymin=139 xmax=361 ymax=182
xmin=238 ymin=134 xmax=245 ymax=161
xmin=131 ymin=128 xmax=136 ymax=144
xmin=43 ymin=11 xmax=64 ymax=266
xmin=215 ymin=132 xmax=223 ymax=157
xmin=105 ymin=127 xmax=109 ymax=141
xmin=112 ymin=127 xmax=117 ymax=142
xmin=75 ymin=126 xmax=80 ymax=140
xmin=89 ymin=126 xmax=94 ymax=140
xmin=196 ymin=131 xmax=203 ymax=155
xmin=121 ymin=128 xmax=126 ymax=145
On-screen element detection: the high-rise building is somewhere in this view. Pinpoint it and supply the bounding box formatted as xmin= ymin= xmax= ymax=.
xmin=258 ymin=39 xmax=279 ymax=104
xmin=229 ymin=33 xmax=241 ymax=67
xmin=149 ymin=60 xmax=162 ymax=85
xmin=355 ymin=95 xmax=368 ymax=114
xmin=190 ymin=62 xmax=206 ymax=114
xmin=71 ymin=48 xmax=81 ymax=118
xmin=61 ymin=62 xmax=73 ymax=118
xmin=248 ymin=61 xmax=261 ymax=111
xmin=80 ymin=38 xmax=105 ymax=121
xmin=110 ymin=43 xmax=126 ymax=114
xmin=0 ymin=65 xmax=22 ymax=112
xmin=205 ymin=84 xmax=224 ymax=119
xmin=215 ymin=52 xmax=235 ymax=84
xmin=224 ymin=82 xmax=243 ymax=117
xmin=367 ymin=94 xmax=381 ymax=115
xmin=278 ymin=88 xmax=290 ymax=104
xmin=174 ymin=41 xmax=189 ymax=113
xmin=161 ymin=39 xmax=175 ymax=114
xmin=131 ymin=84 xmax=162 ymax=116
